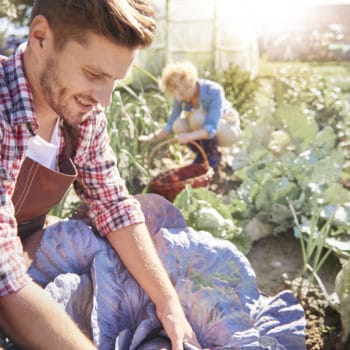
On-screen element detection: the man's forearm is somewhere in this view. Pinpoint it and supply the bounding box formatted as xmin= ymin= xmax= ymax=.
xmin=0 ymin=282 xmax=96 ymax=350
xmin=107 ymin=222 xmax=179 ymax=311
xmin=106 ymin=222 xmax=200 ymax=350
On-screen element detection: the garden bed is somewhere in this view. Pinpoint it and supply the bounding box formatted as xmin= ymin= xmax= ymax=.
xmin=211 ymin=164 xmax=349 ymax=350
xmin=247 ymin=231 xmax=344 ymax=350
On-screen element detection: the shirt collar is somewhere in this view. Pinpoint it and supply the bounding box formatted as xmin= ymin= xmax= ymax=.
xmin=6 ymin=42 xmax=38 ymax=130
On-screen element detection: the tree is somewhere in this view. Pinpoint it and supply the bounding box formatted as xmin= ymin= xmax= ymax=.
xmin=0 ymin=0 xmax=33 ymax=26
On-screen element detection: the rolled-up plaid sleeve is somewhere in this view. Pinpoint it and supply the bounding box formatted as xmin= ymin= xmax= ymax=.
xmin=0 ymin=186 xmax=31 ymax=297
xmin=73 ymin=111 xmax=145 ymax=236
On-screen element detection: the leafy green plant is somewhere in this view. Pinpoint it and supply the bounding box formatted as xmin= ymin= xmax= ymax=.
xmin=105 ymin=84 xmax=168 ymax=193
xmin=227 ymin=65 xmax=349 ymax=241
xmin=272 ymin=65 xmax=350 ymax=150
xmin=173 ymin=185 xmax=251 ymax=254
xmin=49 ymin=187 xmax=80 ymax=219
xmin=203 ymin=64 xmax=260 ymax=118
xmin=230 ymin=143 xmax=345 ymax=237
xmin=289 ymin=201 xmax=335 ymax=282
xmin=334 ymin=258 xmax=350 ymax=343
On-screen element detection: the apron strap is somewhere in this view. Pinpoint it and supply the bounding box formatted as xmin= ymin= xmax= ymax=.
xmin=18 ymin=214 xmax=46 ymax=240
xmin=59 ymin=119 xmax=79 ymax=167
xmin=16 ymin=120 xmax=80 ymax=239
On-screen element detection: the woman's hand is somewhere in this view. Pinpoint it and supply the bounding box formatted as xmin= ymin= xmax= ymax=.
xmin=176 ymin=132 xmax=194 ymax=144
xmin=138 ymin=134 xmax=154 ymax=143
xmin=139 ymin=129 xmax=171 ymax=144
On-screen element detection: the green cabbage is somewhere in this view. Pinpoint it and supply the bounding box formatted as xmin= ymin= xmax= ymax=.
xmin=174 ymin=187 xmax=251 ymax=254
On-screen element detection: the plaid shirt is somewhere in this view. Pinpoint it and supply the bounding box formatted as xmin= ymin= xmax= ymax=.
xmin=0 ymin=45 xmax=145 ymax=297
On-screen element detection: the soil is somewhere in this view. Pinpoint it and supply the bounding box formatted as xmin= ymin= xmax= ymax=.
xmin=247 ymin=231 xmax=346 ymax=350
xmin=211 ymin=164 xmax=350 ymax=350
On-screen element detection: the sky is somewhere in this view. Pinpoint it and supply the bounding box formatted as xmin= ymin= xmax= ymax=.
xmin=236 ymin=0 xmax=350 ymax=35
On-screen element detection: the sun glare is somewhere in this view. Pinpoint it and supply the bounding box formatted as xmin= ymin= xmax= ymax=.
xmin=243 ymin=0 xmax=324 ymax=34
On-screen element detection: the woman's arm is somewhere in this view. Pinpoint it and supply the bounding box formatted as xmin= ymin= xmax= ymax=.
xmin=164 ymin=99 xmax=183 ymax=132
xmin=201 ymin=81 xmax=224 ymax=138
xmin=139 ymin=127 xmax=171 ymax=143
xmin=139 ymin=99 xmax=183 ymax=143
xmin=176 ymin=128 xmax=209 ymax=144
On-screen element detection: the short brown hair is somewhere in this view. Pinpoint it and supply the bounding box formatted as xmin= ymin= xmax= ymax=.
xmin=30 ymin=0 xmax=156 ymax=50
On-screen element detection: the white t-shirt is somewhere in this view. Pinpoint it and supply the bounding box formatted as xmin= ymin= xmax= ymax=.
xmin=26 ymin=118 xmax=60 ymax=170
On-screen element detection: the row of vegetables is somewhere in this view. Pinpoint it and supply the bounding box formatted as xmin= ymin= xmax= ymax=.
xmin=170 ymin=65 xmax=350 ymax=343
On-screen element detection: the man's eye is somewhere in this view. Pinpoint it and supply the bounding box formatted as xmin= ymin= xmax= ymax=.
xmin=86 ymin=71 xmax=100 ymax=79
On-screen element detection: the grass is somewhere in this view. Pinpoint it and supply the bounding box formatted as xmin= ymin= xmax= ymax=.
xmin=258 ymin=59 xmax=350 ymax=92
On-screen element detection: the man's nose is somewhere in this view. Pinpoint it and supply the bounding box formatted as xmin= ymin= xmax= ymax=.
xmin=93 ymin=81 xmax=115 ymax=107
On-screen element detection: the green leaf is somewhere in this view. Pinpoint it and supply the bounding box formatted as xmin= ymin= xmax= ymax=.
xmin=323 ymin=184 xmax=350 ymax=206
xmin=275 ymin=105 xmax=319 ymax=149
xmin=335 ymin=259 xmax=350 ymax=343
xmin=314 ymin=125 xmax=337 ymax=150
xmin=254 ymin=177 xmax=300 ymax=212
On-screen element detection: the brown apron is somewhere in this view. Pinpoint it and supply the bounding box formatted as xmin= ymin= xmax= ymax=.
xmin=12 ymin=121 xmax=79 ymax=239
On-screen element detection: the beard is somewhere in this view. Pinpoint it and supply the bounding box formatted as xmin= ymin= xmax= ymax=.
xmin=39 ymin=56 xmax=92 ymax=126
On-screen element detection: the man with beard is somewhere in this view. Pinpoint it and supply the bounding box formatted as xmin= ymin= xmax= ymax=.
xmin=0 ymin=1 xmax=200 ymax=349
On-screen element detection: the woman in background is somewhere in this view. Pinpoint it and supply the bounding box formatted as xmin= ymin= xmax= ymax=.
xmin=140 ymin=62 xmax=241 ymax=169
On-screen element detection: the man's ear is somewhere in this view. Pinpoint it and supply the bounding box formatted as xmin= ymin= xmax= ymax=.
xmin=28 ymin=15 xmax=53 ymax=51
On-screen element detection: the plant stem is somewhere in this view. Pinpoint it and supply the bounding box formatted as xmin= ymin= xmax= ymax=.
xmin=306 ymin=264 xmax=329 ymax=300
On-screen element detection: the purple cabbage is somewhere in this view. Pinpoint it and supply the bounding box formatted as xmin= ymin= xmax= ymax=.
xmin=28 ymin=194 xmax=306 ymax=349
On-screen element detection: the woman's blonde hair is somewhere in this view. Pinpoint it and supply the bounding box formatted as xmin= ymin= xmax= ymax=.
xmin=159 ymin=62 xmax=198 ymax=95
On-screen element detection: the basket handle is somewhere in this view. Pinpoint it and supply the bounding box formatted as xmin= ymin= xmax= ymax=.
xmin=147 ymin=138 xmax=209 ymax=170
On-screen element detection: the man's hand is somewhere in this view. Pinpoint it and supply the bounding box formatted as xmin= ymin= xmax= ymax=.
xmin=157 ymin=299 xmax=201 ymax=350
xmin=107 ymin=223 xmax=201 ymax=350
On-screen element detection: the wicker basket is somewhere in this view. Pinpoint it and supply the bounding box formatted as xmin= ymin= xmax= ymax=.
xmin=148 ymin=139 xmax=214 ymax=202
